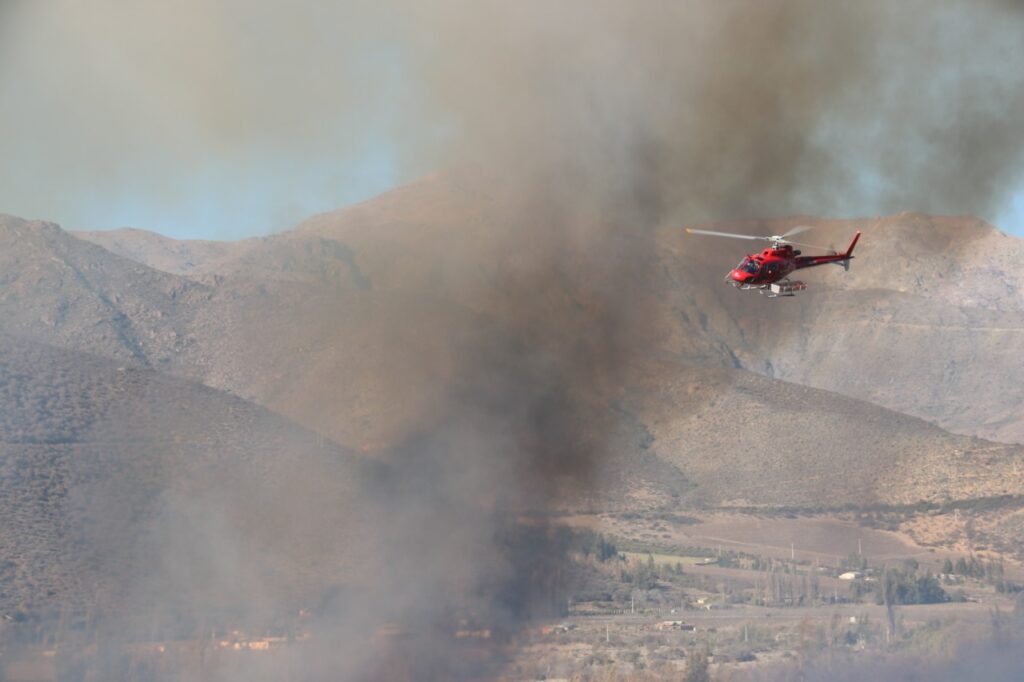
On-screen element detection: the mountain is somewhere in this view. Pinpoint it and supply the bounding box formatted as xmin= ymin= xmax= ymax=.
xmin=5 ymin=173 xmax=1024 ymax=508
xmin=0 ymin=336 xmax=367 ymax=622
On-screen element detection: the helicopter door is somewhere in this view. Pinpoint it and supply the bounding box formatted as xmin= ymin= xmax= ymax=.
xmin=763 ymin=262 xmax=780 ymax=280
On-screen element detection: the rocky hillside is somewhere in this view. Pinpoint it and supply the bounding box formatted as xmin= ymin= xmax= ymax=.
xmin=0 ymin=337 xmax=366 ymax=622
xmin=4 ymin=173 xmax=1024 ymax=512
xmin=0 ymin=215 xmax=204 ymax=366
xmin=627 ymin=358 xmax=1024 ymax=508
xmin=661 ymin=214 xmax=1024 ymax=444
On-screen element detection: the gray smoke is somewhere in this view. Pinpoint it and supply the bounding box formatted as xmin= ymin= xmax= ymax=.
xmin=322 ymin=180 xmax=662 ymax=678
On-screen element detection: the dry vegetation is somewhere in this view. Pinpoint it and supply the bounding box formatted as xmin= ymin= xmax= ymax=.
xmin=0 ymin=336 xmax=368 ymax=624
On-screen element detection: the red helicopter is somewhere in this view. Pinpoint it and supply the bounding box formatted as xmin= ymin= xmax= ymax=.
xmin=685 ymin=226 xmax=861 ymax=297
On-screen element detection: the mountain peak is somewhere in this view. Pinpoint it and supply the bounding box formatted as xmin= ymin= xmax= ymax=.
xmin=0 ymin=212 xmax=209 ymax=365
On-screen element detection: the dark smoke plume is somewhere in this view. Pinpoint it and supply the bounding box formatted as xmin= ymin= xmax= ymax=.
xmin=324 ymin=180 xmax=662 ymax=678
xmin=2 ymin=1 xmax=1024 ymax=231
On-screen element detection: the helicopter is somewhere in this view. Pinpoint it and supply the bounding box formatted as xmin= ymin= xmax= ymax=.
xmin=685 ymin=225 xmax=861 ymax=297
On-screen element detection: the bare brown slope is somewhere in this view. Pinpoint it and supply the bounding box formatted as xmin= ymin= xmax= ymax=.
xmin=179 ymin=279 xmax=497 ymax=450
xmin=72 ymin=227 xmax=257 ymax=277
xmin=629 ymin=358 xmax=1024 ymax=508
xmin=0 ymin=337 xmax=367 ymax=622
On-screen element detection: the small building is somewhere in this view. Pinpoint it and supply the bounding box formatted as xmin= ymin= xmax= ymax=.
xmin=540 ymin=623 xmax=576 ymax=635
xmin=656 ymin=620 xmax=696 ymax=631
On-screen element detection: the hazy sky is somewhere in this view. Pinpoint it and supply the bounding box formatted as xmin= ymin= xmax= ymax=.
xmin=1 ymin=1 xmax=1023 ymax=240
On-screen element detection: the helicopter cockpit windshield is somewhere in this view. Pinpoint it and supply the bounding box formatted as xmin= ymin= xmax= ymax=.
xmin=737 ymin=258 xmax=761 ymax=275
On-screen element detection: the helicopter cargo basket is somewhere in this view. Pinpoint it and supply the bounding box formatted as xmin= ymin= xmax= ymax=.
xmin=765 ymin=281 xmax=806 ymax=297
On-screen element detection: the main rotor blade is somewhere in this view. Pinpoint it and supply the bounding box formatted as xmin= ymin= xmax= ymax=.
xmin=685 ymin=228 xmax=765 ymax=241
xmin=781 ymin=225 xmax=814 ymax=238
xmin=783 ymin=239 xmax=833 ymax=250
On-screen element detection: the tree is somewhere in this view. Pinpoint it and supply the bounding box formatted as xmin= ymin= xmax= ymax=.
xmin=942 ymin=558 xmax=954 ymax=575
xmin=912 ymin=572 xmax=947 ymax=604
xmin=635 ymin=554 xmax=659 ymax=590
xmin=877 ymin=566 xmax=948 ymax=605
xmin=596 ymin=535 xmax=618 ymax=562
xmin=684 ymin=646 xmax=711 ymax=682
xmin=577 ymin=530 xmax=596 ymax=558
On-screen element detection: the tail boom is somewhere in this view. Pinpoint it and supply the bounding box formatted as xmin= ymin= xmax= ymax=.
xmin=794 ymin=231 xmax=861 ymax=270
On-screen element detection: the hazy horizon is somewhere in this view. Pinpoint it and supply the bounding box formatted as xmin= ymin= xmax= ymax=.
xmin=54 ymin=177 xmax=1024 ymax=243
xmin=3 ymin=1 xmax=1024 ymax=239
